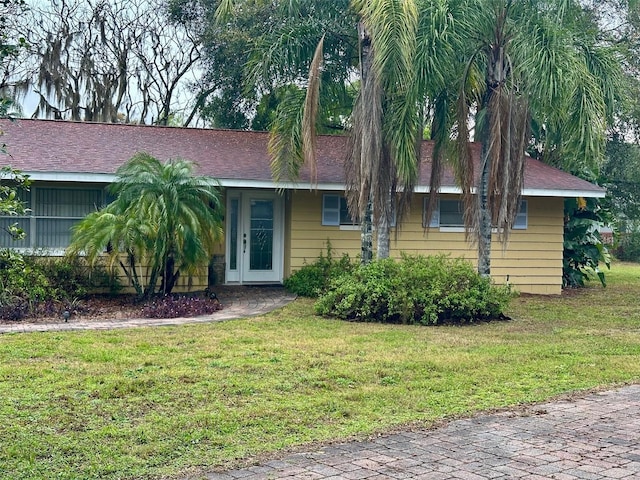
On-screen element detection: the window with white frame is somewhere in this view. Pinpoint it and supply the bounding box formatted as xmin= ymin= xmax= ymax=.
xmin=424 ymin=197 xmax=528 ymax=229
xmin=513 ymin=200 xmax=528 ymax=229
xmin=322 ymin=194 xmax=356 ymax=226
xmin=321 ymin=194 xmax=397 ymax=227
xmin=0 ymin=186 xmax=108 ymax=249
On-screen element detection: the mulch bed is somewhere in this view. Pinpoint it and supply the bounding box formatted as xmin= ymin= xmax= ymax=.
xmin=0 ymin=293 xmax=223 ymax=325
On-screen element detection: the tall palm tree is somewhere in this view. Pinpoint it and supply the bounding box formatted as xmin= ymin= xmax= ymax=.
xmin=250 ymin=0 xmax=461 ymax=261
xmin=347 ymin=0 xmax=464 ymax=259
xmin=69 ymin=153 xmax=224 ymax=297
xmin=448 ymin=0 xmax=623 ymax=277
xmin=216 ymin=0 xmax=622 ymax=273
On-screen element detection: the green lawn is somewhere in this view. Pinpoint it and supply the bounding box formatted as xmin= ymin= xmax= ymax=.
xmin=2 ymin=263 xmax=640 ymax=479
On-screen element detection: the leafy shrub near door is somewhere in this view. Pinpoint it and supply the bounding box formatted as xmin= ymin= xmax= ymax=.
xmin=315 ymin=254 xmax=513 ymax=325
xmin=284 ymin=243 xmax=354 ymax=297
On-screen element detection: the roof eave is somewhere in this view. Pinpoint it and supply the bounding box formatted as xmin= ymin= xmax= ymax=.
xmin=22 ymin=172 xmax=606 ymax=198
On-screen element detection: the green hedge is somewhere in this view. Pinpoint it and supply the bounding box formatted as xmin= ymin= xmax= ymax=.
xmin=614 ymin=232 xmax=640 ymax=263
xmin=315 ymin=254 xmax=513 ymax=325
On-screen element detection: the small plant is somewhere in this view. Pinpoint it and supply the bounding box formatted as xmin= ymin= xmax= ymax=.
xmin=141 ymin=294 xmax=223 ymax=319
xmin=315 ymin=254 xmax=513 ymax=325
xmin=284 ymin=241 xmax=354 ymax=297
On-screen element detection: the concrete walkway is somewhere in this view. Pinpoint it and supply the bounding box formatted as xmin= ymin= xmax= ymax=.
xmin=0 ymin=285 xmax=297 ymax=334
xmin=199 ymin=385 xmax=640 ymax=480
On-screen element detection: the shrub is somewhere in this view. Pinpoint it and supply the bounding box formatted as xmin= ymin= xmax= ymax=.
xmin=563 ymin=197 xmax=610 ymax=288
xmin=0 ymin=249 xmax=58 ymax=320
xmin=315 ymin=254 xmax=513 ymax=325
xmin=0 ymin=251 xmax=120 ymax=320
xmin=614 ymin=232 xmax=640 ymax=263
xmin=284 ymin=243 xmax=354 ymax=297
xmin=25 ymin=254 xmax=120 ymax=299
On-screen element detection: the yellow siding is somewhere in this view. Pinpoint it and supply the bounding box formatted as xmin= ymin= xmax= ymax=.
xmin=287 ymin=191 xmax=564 ymax=295
xmin=288 ymin=191 xmax=361 ymax=266
xmin=108 ymin=257 xmax=213 ymax=294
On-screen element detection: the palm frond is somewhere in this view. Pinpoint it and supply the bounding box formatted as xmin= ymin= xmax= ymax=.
xmin=215 ymin=0 xmax=235 ymax=24
xmin=268 ymin=88 xmax=306 ymax=183
xmin=302 ymin=35 xmax=325 ymax=185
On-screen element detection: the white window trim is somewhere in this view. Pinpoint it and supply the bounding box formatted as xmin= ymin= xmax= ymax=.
xmin=0 ymin=185 xmax=108 ymax=249
xmin=322 ymin=194 xmax=397 ymax=228
xmin=424 ymin=197 xmax=528 ymax=231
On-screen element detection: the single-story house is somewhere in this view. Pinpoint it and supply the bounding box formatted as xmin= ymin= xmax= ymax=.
xmin=0 ymin=119 xmax=605 ymax=295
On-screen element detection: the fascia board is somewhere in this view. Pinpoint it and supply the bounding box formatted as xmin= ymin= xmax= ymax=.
xmin=21 ymin=173 xmax=607 ymax=198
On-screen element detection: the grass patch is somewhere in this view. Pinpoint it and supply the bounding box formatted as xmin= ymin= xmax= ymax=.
xmin=2 ymin=263 xmax=640 ymax=479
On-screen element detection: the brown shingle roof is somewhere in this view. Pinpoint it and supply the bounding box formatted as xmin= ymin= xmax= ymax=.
xmin=0 ymin=118 xmax=604 ymax=196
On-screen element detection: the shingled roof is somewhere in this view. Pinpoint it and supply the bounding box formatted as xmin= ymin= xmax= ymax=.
xmin=0 ymin=118 xmax=604 ymax=197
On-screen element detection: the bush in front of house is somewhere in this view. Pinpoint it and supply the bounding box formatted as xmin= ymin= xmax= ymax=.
xmin=25 ymin=254 xmax=120 ymax=298
xmin=283 ymin=243 xmax=354 ymax=297
xmin=0 ymin=250 xmax=119 ymax=320
xmin=0 ymin=249 xmax=57 ymax=320
xmin=315 ymin=254 xmax=513 ymax=325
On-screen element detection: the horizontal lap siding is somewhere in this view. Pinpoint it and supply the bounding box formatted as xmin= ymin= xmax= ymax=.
xmin=288 ymin=192 xmax=563 ymax=295
xmin=111 ymin=260 xmax=210 ymax=294
xmin=491 ymin=197 xmax=563 ymax=295
xmin=289 ymin=191 xmax=361 ymax=265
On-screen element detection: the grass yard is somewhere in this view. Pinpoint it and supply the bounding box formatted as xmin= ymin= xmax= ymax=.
xmin=2 ymin=263 xmax=640 ymax=479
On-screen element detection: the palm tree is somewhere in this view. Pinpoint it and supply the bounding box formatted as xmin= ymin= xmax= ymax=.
xmin=69 ymin=153 xmax=224 ymax=297
xmin=247 ymin=0 xmax=460 ymax=261
xmin=346 ymin=0 xmax=464 ymax=260
xmin=68 ymin=204 xmax=156 ymax=297
xmin=447 ymin=0 xmax=623 ymax=277
xmin=216 ymin=0 xmax=622 ymax=272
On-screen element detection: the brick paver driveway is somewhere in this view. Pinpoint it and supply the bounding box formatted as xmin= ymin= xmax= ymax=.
xmin=199 ymin=384 xmax=640 ymax=480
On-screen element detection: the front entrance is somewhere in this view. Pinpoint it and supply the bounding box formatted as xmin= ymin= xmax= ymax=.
xmin=225 ymin=191 xmax=284 ymax=284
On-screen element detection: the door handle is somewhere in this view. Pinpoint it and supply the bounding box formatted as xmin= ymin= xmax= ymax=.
xmin=243 ymin=233 xmax=247 ymax=253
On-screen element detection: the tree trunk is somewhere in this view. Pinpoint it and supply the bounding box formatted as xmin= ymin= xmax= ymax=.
xmin=478 ymin=138 xmax=492 ymax=278
xmin=376 ymin=203 xmax=390 ymax=259
xmin=361 ymin=199 xmax=373 ymax=264
xmin=358 ymin=22 xmax=375 ymax=264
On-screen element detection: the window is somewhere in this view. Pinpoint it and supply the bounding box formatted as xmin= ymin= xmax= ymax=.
xmin=424 ymin=197 xmax=528 ymax=230
xmin=321 ymin=194 xmax=397 ymax=227
xmin=513 ymin=200 xmax=528 ymax=229
xmin=0 ymin=186 xmax=107 ymax=249
xmin=322 ymin=194 xmax=355 ymax=226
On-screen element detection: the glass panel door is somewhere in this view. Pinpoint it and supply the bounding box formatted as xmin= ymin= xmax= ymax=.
xmin=249 ymin=199 xmax=273 ymax=271
xmin=225 ymin=197 xmax=240 ymax=283
xmin=227 ymin=191 xmax=283 ymax=284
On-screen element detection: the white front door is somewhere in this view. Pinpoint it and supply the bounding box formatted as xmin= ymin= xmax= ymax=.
xmin=225 ymin=191 xmax=284 ymax=284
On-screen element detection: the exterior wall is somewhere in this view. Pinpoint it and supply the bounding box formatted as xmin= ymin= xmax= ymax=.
xmin=288 ymin=191 xmax=362 ymax=267
xmin=8 ymin=182 xmax=228 ymax=295
xmin=111 ymin=258 xmax=213 ymax=294
xmin=287 ymin=191 xmax=564 ymax=295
